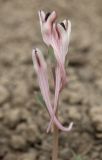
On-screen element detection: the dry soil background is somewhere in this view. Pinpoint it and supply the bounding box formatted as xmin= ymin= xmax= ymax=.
xmin=0 ymin=0 xmax=102 ymax=160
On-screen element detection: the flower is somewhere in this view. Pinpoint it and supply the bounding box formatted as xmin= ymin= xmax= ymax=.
xmin=38 ymin=10 xmax=57 ymax=46
xmin=32 ymin=48 xmax=73 ymax=132
xmin=45 ymin=20 xmax=72 ymax=132
xmin=38 ymin=10 xmax=71 ymax=89
xmin=51 ymin=20 xmax=71 ymax=64
xmin=33 ymin=11 xmax=73 ymax=133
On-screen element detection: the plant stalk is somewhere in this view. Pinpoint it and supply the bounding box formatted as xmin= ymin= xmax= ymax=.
xmin=52 ymin=112 xmax=59 ymax=160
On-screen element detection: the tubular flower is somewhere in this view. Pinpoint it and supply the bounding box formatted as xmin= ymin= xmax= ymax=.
xmin=33 ymin=11 xmax=73 ymax=133
xmin=38 ymin=10 xmax=71 ymax=60
xmin=32 ymin=48 xmax=73 ymax=132
xmin=38 ymin=10 xmax=71 ymax=84
xmin=38 ymin=10 xmax=57 ymax=46
xmin=38 ymin=14 xmax=72 ymax=132
xmin=46 ymin=20 xmax=72 ymax=132
xmin=52 ymin=20 xmax=71 ymax=86
xmin=51 ymin=20 xmax=71 ymax=63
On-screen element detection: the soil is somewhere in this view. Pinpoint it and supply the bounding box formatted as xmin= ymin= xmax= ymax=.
xmin=0 ymin=0 xmax=102 ymax=160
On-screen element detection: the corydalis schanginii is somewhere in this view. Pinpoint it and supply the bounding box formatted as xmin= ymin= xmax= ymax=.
xmin=32 ymin=10 xmax=73 ymax=133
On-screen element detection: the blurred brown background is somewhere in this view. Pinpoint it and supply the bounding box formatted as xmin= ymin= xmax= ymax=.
xmin=0 ymin=0 xmax=102 ymax=160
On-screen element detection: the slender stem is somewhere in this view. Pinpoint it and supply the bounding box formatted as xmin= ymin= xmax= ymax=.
xmin=52 ymin=65 xmax=60 ymax=160
xmin=52 ymin=112 xmax=59 ymax=160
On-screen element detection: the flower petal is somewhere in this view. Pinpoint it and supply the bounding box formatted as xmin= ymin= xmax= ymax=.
xmin=38 ymin=11 xmax=57 ymax=46
xmin=32 ymin=48 xmax=73 ymax=132
xmin=47 ymin=11 xmax=56 ymax=25
xmin=38 ymin=10 xmax=45 ymax=24
xmin=47 ymin=65 xmax=61 ymax=132
xmin=62 ymin=19 xmax=67 ymax=29
xmin=67 ymin=20 xmax=71 ymax=47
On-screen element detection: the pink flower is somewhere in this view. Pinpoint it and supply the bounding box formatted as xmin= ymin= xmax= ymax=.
xmin=38 ymin=10 xmax=71 ymax=89
xmin=33 ymin=11 xmax=73 ymax=133
xmin=38 ymin=13 xmax=72 ymax=132
xmin=32 ymin=48 xmax=73 ymax=132
xmin=51 ymin=20 xmax=71 ymax=64
xmin=50 ymin=20 xmax=71 ymax=92
xmin=38 ymin=10 xmax=57 ymax=46
xmin=38 ymin=11 xmax=71 ymax=61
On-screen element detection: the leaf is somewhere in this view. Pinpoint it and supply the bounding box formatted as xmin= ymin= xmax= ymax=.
xmin=35 ymin=92 xmax=45 ymax=107
xmin=74 ymin=155 xmax=83 ymax=160
xmin=48 ymin=47 xmax=56 ymax=63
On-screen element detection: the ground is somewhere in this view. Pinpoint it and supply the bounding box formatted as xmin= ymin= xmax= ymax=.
xmin=0 ymin=0 xmax=102 ymax=160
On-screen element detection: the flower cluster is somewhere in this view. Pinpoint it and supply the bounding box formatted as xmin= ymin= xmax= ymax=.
xmin=32 ymin=10 xmax=73 ymax=133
